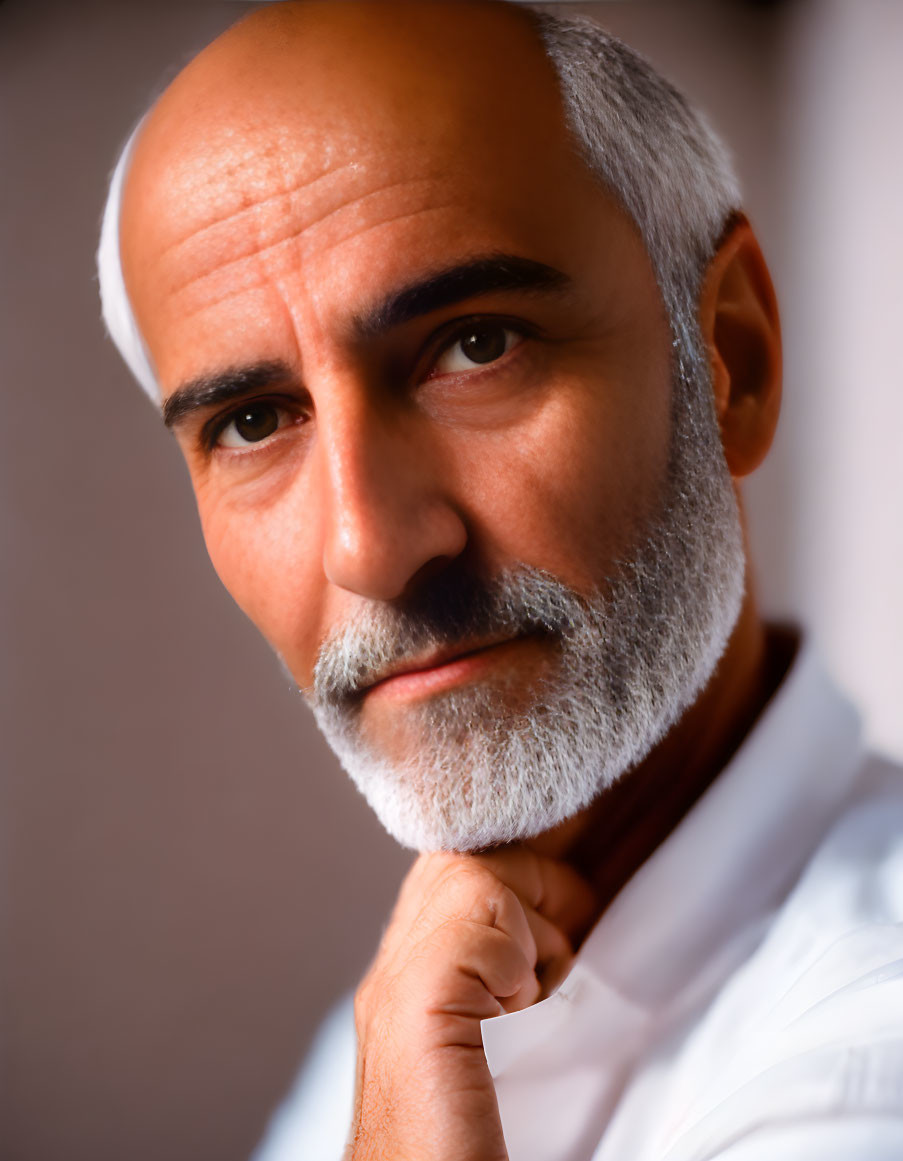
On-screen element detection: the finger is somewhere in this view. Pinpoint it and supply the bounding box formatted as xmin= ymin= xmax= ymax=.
xmin=418 ymin=920 xmax=540 ymax=1019
xmin=473 ymin=847 xmax=598 ymax=942
xmin=522 ymin=904 xmax=574 ymax=997
xmin=379 ymin=852 xmax=585 ymax=1007
xmin=424 ymin=862 xmax=539 ymax=962
xmin=457 ymin=921 xmax=541 ymax=1014
xmin=380 ymin=852 xmax=473 ymax=963
xmin=422 ymin=865 xmax=542 ymax=1012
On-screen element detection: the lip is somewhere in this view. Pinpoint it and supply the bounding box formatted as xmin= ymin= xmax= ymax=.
xmin=363 ymin=635 xmax=527 ymax=703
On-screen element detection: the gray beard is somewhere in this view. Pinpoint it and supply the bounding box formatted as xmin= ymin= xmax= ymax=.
xmin=305 ymin=328 xmax=745 ymax=852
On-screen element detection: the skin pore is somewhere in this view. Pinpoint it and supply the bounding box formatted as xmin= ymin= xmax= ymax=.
xmin=118 ymin=4 xmax=782 ymax=1156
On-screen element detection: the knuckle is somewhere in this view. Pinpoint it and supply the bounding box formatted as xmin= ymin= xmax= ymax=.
xmin=433 ymin=860 xmax=508 ymax=919
xmin=493 ymin=942 xmax=535 ymax=998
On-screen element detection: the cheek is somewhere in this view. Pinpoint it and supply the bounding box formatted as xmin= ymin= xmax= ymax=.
xmin=196 ymin=489 xmax=327 ymax=683
xmin=451 ymin=385 xmax=671 ymax=588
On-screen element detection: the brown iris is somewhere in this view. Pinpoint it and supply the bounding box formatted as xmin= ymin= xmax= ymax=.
xmin=459 ymin=326 xmax=508 ymax=364
xmin=233 ymin=405 xmax=279 ymax=443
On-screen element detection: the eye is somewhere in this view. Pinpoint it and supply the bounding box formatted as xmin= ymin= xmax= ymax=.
xmin=216 ymin=402 xmax=292 ymax=449
xmin=432 ymin=323 xmax=522 ymax=376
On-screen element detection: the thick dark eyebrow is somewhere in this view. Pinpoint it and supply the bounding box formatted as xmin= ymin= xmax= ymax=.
xmin=352 ymin=253 xmax=572 ymax=339
xmin=163 ymin=360 xmax=292 ymax=430
xmin=162 ymin=255 xmax=570 ymax=429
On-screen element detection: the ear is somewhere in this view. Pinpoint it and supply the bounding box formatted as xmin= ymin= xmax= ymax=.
xmin=697 ymin=216 xmax=782 ymax=478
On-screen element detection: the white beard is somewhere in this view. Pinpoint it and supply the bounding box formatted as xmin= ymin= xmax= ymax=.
xmin=306 ymin=333 xmax=746 ymax=853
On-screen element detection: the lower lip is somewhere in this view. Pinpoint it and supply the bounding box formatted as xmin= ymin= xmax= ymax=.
xmin=367 ymin=638 xmax=527 ymax=703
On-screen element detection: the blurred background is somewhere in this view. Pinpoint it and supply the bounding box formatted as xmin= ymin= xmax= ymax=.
xmin=1 ymin=1 xmax=900 ymax=1158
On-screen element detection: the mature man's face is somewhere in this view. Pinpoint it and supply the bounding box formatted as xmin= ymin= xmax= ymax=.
xmin=120 ymin=1 xmax=742 ymax=849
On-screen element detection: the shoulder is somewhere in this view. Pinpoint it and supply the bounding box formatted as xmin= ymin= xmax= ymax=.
xmin=664 ymin=758 xmax=903 ymax=1159
xmin=703 ymin=752 xmax=903 ymax=1039
xmin=753 ymin=761 xmax=903 ymax=1062
xmin=785 ymin=752 xmax=903 ymax=945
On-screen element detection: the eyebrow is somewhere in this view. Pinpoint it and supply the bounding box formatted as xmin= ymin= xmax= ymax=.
xmin=163 ymin=360 xmax=292 ymax=430
xmin=353 ymin=253 xmax=572 ymax=338
xmin=162 ymin=253 xmax=572 ymax=429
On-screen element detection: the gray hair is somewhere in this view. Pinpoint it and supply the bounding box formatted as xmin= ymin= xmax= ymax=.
xmin=96 ymin=5 xmax=741 ymax=404
xmin=529 ymin=8 xmax=740 ymax=351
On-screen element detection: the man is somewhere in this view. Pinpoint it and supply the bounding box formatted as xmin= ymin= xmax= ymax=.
xmin=97 ymin=2 xmax=903 ymax=1158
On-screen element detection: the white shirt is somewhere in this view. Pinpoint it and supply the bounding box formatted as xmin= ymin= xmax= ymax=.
xmin=252 ymin=637 xmax=903 ymax=1160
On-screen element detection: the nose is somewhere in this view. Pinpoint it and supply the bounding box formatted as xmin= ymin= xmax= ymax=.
xmin=318 ymin=399 xmax=468 ymax=601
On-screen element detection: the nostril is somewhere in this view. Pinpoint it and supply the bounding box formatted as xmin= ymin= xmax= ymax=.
xmin=402 ymin=553 xmax=463 ymax=597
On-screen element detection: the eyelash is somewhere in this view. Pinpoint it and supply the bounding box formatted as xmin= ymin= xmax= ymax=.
xmin=203 ymin=396 xmax=304 ymax=453
xmin=203 ymin=315 xmax=535 ymax=453
xmin=426 ymin=314 xmax=532 ymax=371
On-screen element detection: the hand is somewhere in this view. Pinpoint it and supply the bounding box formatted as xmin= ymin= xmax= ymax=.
xmin=347 ymin=847 xmax=597 ymax=1161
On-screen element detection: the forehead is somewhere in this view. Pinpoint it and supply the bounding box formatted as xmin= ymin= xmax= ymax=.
xmin=120 ymin=2 xmax=636 ymax=388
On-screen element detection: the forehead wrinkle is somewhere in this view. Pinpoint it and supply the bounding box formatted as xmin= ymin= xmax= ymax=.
xmin=164 ymin=192 xmax=457 ymax=312
xmin=143 ymin=112 xmax=355 ymax=247
xmin=149 ymin=110 xmax=448 ymax=276
xmin=157 ymin=158 xmax=360 ymax=267
xmin=166 ymin=200 xmax=462 ymax=346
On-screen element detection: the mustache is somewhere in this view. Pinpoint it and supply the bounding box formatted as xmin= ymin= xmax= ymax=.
xmin=311 ymin=563 xmax=591 ymax=711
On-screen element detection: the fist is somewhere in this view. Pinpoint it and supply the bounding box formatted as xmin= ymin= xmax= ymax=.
xmin=348 ymin=848 xmax=597 ymax=1161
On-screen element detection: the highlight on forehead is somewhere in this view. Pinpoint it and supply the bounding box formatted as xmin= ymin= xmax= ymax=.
xmin=100 ymin=1 xmax=741 ymax=405
xmin=124 ymin=0 xmax=560 ymax=226
xmin=114 ymin=0 xmax=572 ymax=395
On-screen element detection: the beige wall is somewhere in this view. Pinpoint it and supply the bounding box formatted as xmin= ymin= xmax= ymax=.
xmin=779 ymin=0 xmax=903 ymax=757
xmin=0 ymin=2 xmax=831 ymax=1158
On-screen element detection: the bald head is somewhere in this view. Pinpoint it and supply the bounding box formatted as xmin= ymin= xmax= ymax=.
xmin=136 ymin=0 xmax=555 ymax=153
xmin=119 ymin=1 xmax=590 ymax=392
xmin=100 ymin=1 xmax=741 ymax=401
xmin=124 ymin=0 xmax=565 ymax=238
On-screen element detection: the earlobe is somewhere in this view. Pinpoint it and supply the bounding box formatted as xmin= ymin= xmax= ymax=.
xmin=697 ymin=215 xmax=782 ymax=478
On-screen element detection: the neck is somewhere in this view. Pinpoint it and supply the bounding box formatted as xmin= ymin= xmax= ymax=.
xmin=526 ymin=591 xmax=794 ymax=920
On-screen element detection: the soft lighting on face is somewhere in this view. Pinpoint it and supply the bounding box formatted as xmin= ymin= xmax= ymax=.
xmin=307 ymin=328 xmax=746 ymax=852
